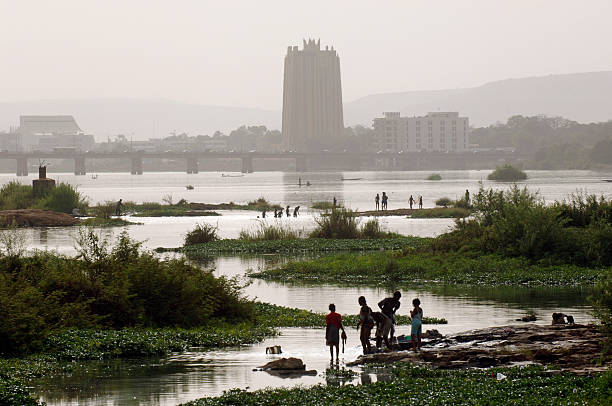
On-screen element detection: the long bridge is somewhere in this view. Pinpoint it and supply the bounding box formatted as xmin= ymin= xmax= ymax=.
xmin=0 ymin=150 xmax=527 ymax=176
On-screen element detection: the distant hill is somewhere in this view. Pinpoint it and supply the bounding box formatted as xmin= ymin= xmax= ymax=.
xmin=0 ymin=99 xmax=280 ymax=141
xmin=344 ymin=71 xmax=612 ymax=127
xmin=1 ymin=71 xmax=611 ymax=140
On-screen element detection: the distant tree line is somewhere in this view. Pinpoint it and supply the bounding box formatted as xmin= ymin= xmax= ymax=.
xmin=470 ymin=115 xmax=612 ymax=169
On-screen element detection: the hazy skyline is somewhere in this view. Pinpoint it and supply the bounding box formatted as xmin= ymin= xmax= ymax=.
xmin=1 ymin=0 xmax=611 ymax=111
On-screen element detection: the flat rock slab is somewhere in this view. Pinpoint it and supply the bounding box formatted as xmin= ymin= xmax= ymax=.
xmin=0 ymin=209 xmax=80 ymax=227
xmin=258 ymin=357 xmax=306 ymax=371
xmin=348 ymin=324 xmax=609 ymax=374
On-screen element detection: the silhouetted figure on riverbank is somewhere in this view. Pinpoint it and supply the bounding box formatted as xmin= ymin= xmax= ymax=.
xmin=409 ymin=195 xmax=414 ymax=210
xmin=382 ymin=192 xmax=388 ymax=210
xmin=333 ymin=196 xmax=337 ymax=208
xmin=418 ymin=196 xmax=423 ymax=209
xmin=465 ymin=189 xmax=470 ymax=205
xmin=293 ymin=206 xmax=300 ymax=217
xmin=115 ymin=199 xmax=122 ymax=216
xmin=375 ymin=194 xmax=380 ymax=211
xmin=298 ymin=177 xmax=302 ymax=187
xmin=286 ymin=205 xmax=290 ymax=217
xmin=262 ymin=209 xmax=266 ymax=218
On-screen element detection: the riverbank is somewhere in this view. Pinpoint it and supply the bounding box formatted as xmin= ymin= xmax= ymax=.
xmin=353 ymin=207 xmax=470 ymax=218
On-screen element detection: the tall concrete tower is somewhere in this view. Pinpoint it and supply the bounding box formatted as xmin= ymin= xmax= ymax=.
xmin=282 ymin=39 xmax=344 ymax=152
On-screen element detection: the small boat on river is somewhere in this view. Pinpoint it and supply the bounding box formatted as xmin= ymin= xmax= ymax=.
xmin=341 ymin=177 xmax=362 ymax=181
xmin=185 ymin=185 xmax=194 ymax=190
xmin=603 ymin=179 xmax=612 ymax=183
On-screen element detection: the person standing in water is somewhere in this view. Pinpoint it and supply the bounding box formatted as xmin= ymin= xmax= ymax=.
xmin=356 ymin=296 xmax=374 ymax=355
xmin=325 ymin=303 xmax=346 ymax=362
xmin=286 ymin=205 xmax=290 ymax=217
xmin=411 ymin=298 xmax=423 ymax=352
xmin=381 ymin=192 xmax=388 ymax=210
xmin=409 ymin=195 xmax=415 ymax=210
xmin=418 ymin=195 xmax=423 ymax=209
xmin=375 ymin=193 xmax=380 ymax=211
xmin=293 ymin=206 xmax=300 ymax=217
xmin=115 ymin=199 xmax=122 ymax=216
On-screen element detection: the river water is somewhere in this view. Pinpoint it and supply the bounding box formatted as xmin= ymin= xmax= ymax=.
xmin=3 ymin=170 xmax=609 ymax=405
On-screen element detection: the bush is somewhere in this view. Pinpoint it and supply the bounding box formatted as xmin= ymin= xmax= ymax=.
xmin=311 ymin=201 xmax=339 ymax=210
xmin=184 ymin=223 xmax=219 ymax=245
xmin=36 ymin=182 xmax=87 ymax=214
xmin=487 ymin=164 xmax=527 ymax=181
xmin=360 ymin=218 xmax=385 ymax=238
xmin=310 ymin=208 xmax=360 ymax=239
xmin=592 ymin=270 xmax=612 ymax=353
xmin=0 ymin=230 xmax=253 ymax=354
xmin=426 ymin=173 xmax=442 ymax=181
xmin=239 ymin=222 xmax=302 ymax=241
xmin=0 ymin=181 xmax=35 ymax=210
xmin=435 ymin=197 xmax=452 ymax=208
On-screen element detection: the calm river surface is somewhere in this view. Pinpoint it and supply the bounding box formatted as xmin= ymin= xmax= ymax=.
xmin=5 ymin=170 xmax=609 ymax=405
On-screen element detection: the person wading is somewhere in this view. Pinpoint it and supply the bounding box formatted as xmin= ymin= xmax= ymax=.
xmin=325 ymin=303 xmax=346 ymax=362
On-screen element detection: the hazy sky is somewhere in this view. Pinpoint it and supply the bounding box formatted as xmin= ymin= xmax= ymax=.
xmin=1 ymin=0 xmax=611 ymax=110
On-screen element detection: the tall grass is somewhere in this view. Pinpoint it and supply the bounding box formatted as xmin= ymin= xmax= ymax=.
xmin=310 ymin=209 xmax=392 ymax=239
xmin=239 ymin=222 xmax=303 ymax=241
xmin=0 ymin=181 xmax=87 ymax=214
xmin=185 ymin=223 xmax=219 ymax=245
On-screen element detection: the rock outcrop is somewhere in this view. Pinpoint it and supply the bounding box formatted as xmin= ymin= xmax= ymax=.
xmin=348 ymin=324 xmax=609 ymax=374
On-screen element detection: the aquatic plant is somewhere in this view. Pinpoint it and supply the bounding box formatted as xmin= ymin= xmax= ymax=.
xmin=0 ymin=181 xmax=87 ymax=214
xmin=410 ymin=207 xmax=469 ymax=218
xmin=310 ymin=208 xmax=361 ymax=239
xmin=426 ymin=173 xmax=442 ymax=180
xmin=487 ymin=164 xmax=527 ymax=181
xmin=311 ymin=201 xmax=341 ymax=210
xmin=173 ymin=237 xmax=427 ymax=258
xmin=434 ymin=197 xmax=452 ymax=207
xmin=180 ymin=365 xmax=612 ymax=405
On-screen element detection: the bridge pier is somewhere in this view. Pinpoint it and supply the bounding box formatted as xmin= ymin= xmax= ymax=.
xmin=186 ymin=157 xmax=199 ymax=174
xmin=16 ymin=157 xmax=28 ymax=176
xmin=131 ymin=157 xmax=143 ymax=175
xmin=295 ymin=156 xmax=308 ymax=172
xmin=74 ymin=157 xmax=86 ymax=175
xmin=241 ymin=156 xmax=253 ymax=173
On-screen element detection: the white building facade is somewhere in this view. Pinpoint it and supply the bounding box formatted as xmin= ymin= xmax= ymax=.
xmin=373 ymin=112 xmax=469 ymax=152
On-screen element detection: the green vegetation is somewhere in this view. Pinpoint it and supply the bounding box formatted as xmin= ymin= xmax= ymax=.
xmin=487 ymin=164 xmax=528 ymax=181
xmin=169 ymin=237 xmax=428 ymax=258
xmin=251 ymin=250 xmax=602 ymax=287
xmin=311 ymin=209 xmax=398 ymax=239
xmin=426 ymin=173 xmax=442 ymax=180
xmin=311 ymin=201 xmax=342 ymax=210
xmin=79 ymin=217 xmax=139 ymax=227
xmin=0 ymin=180 xmax=87 ymax=213
xmin=592 ymin=269 xmax=612 ymax=353
xmin=181 ymin=365 xmax=612 ymax=406
xmin=411 ymin=207 xmax=470 ymax=218
xmin=238 ymin=222 xmax=304 ymax=241
xmin=0 ymin=229 xmax=258 ymax=355
xmin=253 ymin=303 xmax=446 ymax=327
xmin=184 ymin=222 xmax=219 ymax=245
xmin=434 ymin=197 xmax=452 ymax=207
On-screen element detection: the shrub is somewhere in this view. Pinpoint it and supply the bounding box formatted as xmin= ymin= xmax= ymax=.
xmin=0 ymin=231 xmax=253 ymax=354
xmin=36 ymin=182 xmax=87 ymax=214
xmin=360 ymin=218 xmax=385 ymax=238
xmin=239 ymin=222 xmax=302 ymax=241
xmin=310 ymin=208 xmax=360 ymax=239
xmin=184 ymin=223 xmax=219 ymax=245
xmin=591 ymin=270 xmax=612 ymax=354
xmin=0 ymin=181 xmax=35 ymax=210
xmin=426 ymin=173 xmax=442 ymax=181
xmin=311 ymin=201 xmax=338 ymax=210
xmin=487 ymin=164 xmax=527 ymax=181
xmin=435 ymin=197 xmax=452 ymax=208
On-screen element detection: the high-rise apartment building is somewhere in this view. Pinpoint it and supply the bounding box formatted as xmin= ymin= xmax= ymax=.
xmin=373 ymin=112 xmax=469 ymax=152
xmin=282 ymin=39 xmax=344 ymax=152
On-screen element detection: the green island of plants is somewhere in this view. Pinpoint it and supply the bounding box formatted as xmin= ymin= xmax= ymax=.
xmin=180 ymin=365 xmax=612 ymax=406
xmin=311 ymin=201 xmax=343 ymax=210
xmin=426 ymin=173 xmax=442 ymax=180
xmin=410 ymin=207 xmax=470 ymax=218
xmin=487 ymin=164 xmax=528 ymax=181
xmin=252 ymin=187 xmax=612 ymax=287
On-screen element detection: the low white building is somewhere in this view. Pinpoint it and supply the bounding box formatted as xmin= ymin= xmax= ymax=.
xmin=373 ymin=112 xmax=469 ymax=152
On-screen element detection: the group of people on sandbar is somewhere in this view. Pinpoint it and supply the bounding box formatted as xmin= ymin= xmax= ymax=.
xmin=325 ymin=291 xmax=423 ymax=361
xmin=374 ymin=193 xmax=424 ymax=211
